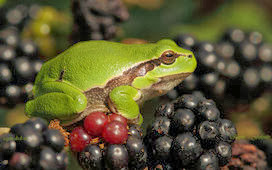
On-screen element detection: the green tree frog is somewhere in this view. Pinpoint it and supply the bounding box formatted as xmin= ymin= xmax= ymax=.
xmin=25 ymin=39 xmax=197 ymax=126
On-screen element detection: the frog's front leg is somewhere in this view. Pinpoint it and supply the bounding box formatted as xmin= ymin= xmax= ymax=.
xmin=108 ymin=85 xmax=143 ymax=124
xmin=25 ymin=81 xmax=87 ymax=120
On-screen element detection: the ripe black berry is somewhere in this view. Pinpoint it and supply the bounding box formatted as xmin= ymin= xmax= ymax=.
xmin=197 ymin=151 xmax=219 ymax=170
xmin=172 ymin=132 xmax=203 ymax=166
xmin=198 ymin=121 xmax=219 ymax=147
xmin=218 ymin=119 xmax=237 ymax=143
xmin=153 ymin=136 xmax=172 ymax=161
xmin=126 ymin=136 xmax=147 ymax=168
xmin=197 ymin=104 xmax=220 ymax=121
xmin=56 ymin=150 xmax=69 ymax=169
xmin=105 ymin=144 xmax=129 ymax=169
xmin=128 ymin=125 xmax=143 ymax=138
xmin=215 ymin=142 xmax=232 ymax=166
xmin=175 ymin=94 xmax=199 ymax=110
xmin=155 ymin=103 xmax=175 ymax=118
xmin=43 ymin=129 xmax=65 ymax=152
xmin=171 ymin=109 xmax=195 ymax=132
xmin=37 ymin=147 xmax=58 ymax=170
xmin=151 ymin=116 xmax=171 ymax=137
xmin=78 ymin=144 xmax=103 ymax=170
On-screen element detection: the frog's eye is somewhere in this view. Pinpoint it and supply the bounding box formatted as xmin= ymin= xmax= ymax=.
xmin=160 ymin=50 xmax=176 ymax=65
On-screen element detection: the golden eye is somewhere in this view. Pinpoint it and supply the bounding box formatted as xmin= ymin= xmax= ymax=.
xmin=160 ymin=50 xmax=176 ymax=64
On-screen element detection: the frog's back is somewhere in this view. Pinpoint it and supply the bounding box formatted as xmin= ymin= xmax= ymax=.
xmin=35 ymin=40 xmax=158 ymax=91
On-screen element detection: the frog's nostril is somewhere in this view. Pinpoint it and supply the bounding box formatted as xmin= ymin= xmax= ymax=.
xmin=188 ymin=55 xmax=192 ymax=58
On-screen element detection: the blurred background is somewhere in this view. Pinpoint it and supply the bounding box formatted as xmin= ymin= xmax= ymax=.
xmin=0 ymin=0 xmax=271 ymax=169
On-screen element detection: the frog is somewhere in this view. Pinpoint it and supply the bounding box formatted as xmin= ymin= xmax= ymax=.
xmin=25 ymin=39 xmax=197 ymax=126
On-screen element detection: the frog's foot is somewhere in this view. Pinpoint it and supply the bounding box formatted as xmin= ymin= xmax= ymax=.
xmin=108 ymin=85 xmax=142 ymax=125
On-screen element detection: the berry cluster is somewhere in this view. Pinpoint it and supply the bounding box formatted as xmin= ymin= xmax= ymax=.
xmin=0 ymin=118 xmax=68 ymax=169
xmin=0 ymin=26 xmax=43 ymax=107
xmin=144 ymin=92 xmax=237 ymax=169
xmin=70 ymin=112 xmax=147 ymax=169
xmin=70 ymin=0 xmax=129 ymax=43
xmin=172 ymin=28 xmax=272 ymax=109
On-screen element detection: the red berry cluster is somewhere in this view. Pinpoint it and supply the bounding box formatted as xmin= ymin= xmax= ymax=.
xmin=69 ymin=112 xmax=128 ymax=152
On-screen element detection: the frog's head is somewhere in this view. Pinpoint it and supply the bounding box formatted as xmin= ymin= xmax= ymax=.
xmin=132 ymin=39 xmax=197 ymax=96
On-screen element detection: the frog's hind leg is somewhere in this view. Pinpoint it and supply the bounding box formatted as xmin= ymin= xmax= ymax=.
xmin=25 ymin=81 xmax=87 ymax=121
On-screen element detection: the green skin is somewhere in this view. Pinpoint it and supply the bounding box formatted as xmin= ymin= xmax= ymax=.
xmin=25 ymin=39 xmax=197 ymax=126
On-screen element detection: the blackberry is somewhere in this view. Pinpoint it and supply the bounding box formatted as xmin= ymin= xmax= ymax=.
xmin=171 ymin=109 xmax=195 ymax=132
xmin=153 ymin=136 xmax=172 ymax=161
xmin=215 ymin=142 xmax=232 ymax=166
xmin=155 ymin=103 xmax=175 ymax=118
xmin=56 ymin=150 xmax=69 ymax=169
xmin=0 ymin=117 xmax=68 ymax=170
xmin=43 ymin=129 xmax=65 ymax=152
xmin=105 ymin=144 xmax=129 ymax=169
xmin=145 ymin=93 xmax=237 ymax=169
xmin=172 ymin=132 xmax=203 ymax=166
xmin=78 ymin=144 xmax=103 ymax=170
xmin=151 ymin=116 xmax=171 ymax=137
xmin=173 ymin=28 xmax=272 ymax=110
xmin=126 ymin=136 xmax=147 ymax=169
xmin=37 ymin=147 xmax=58 ymax=170
xmin=128 ymin=125 xmax=143 ymax=138
xmin=197 ymin=151 xmax=219 ymax=170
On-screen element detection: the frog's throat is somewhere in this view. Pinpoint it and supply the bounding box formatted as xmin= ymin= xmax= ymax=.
xmin=136 ymin=72 xmax=192 ymax=105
